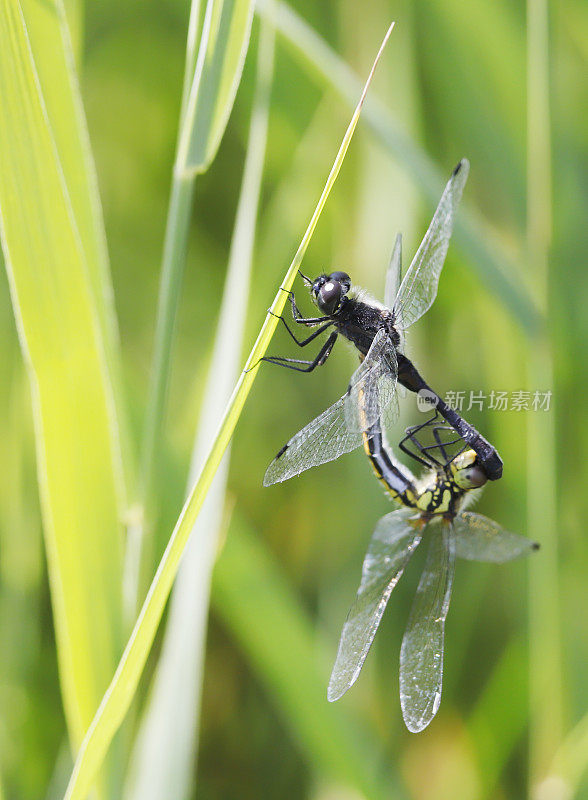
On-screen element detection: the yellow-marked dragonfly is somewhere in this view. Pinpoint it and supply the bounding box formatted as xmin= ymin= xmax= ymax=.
xmin=328 ymin=412 xmax=538 ymax=732
xmin=263 ymin=160 xmax=503 ymax=485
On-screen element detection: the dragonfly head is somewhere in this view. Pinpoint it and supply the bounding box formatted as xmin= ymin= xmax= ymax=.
xmin=310 ymin=271 xmax=351 ymax=315
xmin=450 ymin=450 xmax=488 ymax=490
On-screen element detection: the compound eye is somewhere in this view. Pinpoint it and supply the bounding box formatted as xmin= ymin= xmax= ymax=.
xmin=329 ymin=271 xmax=351 ymax=294
xmin=452 ymin=451 xmax=488 ymax=489
xmin=317 ymin=280 xmax=342 ymax=314
xmin=465 ymin=465 xmax=487 ymax=488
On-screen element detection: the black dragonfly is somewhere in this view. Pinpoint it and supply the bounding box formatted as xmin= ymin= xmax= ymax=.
xmin=262 ymin=160 xmax=503 ymax=486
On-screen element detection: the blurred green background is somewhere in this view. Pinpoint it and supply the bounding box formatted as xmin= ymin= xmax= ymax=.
xmin=0 ymin=0 xmax=587 ymax=798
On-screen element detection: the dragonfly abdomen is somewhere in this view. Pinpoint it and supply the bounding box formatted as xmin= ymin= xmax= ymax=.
xmin=361 ymin=424 xmax=417 ymax=507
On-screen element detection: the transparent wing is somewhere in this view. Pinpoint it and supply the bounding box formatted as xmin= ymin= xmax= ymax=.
xmin=393 ymin=160 xmax=469 ymax=331
xmin=384 ymin=233 xmax=402 ymax=310
xmin=344 ymin=328 xmax=399 ymax=434
xmin=264 ymin=332 xmax=399 ymax=486
xmin=328 ymin=508 xmax=422 ymax=701
xmin=400 ymin=524 xmax=455 ymax=733
xmin=263 ymin=393 xmax=363 ymax=485
xmin=454 ymin=512 xmax=539 ymax=563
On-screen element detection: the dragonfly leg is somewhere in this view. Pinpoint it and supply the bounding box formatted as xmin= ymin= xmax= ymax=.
xmin=269 ymin=313 xmax=333 ymax=346
xmin=399 ymin=415 xmax=438 ymax=469
xmin=283 ymin=288 xmax=332 ymax=325
xmin=274 ymin=289 xmax=332 ymax=326
xmin=397 ymin=353 xmax=503 ymax=480
xmin=260 ymin=331 xmax=338 ymax=373
xmin=431 ymin=424 xmax=466 ymax=464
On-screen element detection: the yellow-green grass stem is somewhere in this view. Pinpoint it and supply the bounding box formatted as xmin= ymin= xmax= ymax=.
xmin=136 ymin=0 xmax=254 ymax=605
xmin=526 ymin=0 xmax=561 ymax=794
xmin=0 ymin=0 xmax=126 ymax=767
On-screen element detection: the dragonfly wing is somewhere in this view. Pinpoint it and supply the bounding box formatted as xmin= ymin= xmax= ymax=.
xmin=263 ymin=393 xmax=363 ymax=485
xmin=328 ymin=508 xmax=422 ymax=701
xmin=393 ymin=160 xmax=469 ymax=331
xmin=454 ymin=512 xmax=539 ymax=562
xmin=344 ymin=328 xmax=399 ymax=434
xmin=400 ymin=523 xmax=455 ymax=733
xmin=384 ymin=233 xmax=402 ymax=311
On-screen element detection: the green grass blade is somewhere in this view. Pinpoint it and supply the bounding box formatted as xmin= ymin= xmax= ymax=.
xmin=212 ymin=512 xmax=406 ymax=800
xmin=63 ymin=25 xmax=394 ymax=799
xmin=256 ymin=0 xmax=542 ymax=336
xmin=61 ymin=0 xmax=82 ymax=68
xmin=124 ymin=18 xmax=275 ymax=800
xmin=139 ymin=0 xmax=254 ymax=566
xmin=0 ymin=0 xmax=124 ymax=762
xmin=526 ymin=0 xmax=561 ymax=792
xmin=20 ymin=0 xmax=131 ymax=501
xmin=177 ymin=0 xmax=255 ymax=176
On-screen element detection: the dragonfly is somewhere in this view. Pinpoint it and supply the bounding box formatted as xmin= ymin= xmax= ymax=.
xmin=262 ymin=159 xmax=503 ymax=487
xmin=328 ymin=411 xmax=538 ymax=732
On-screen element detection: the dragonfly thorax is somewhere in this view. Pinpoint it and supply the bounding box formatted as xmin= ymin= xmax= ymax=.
xmin=414 ymin=473 xmax=458 ymax=516
xmin=412 ymin=450 xmax=487 ymax=518
xmin=334 ymin=296 xmax=400 ymax=357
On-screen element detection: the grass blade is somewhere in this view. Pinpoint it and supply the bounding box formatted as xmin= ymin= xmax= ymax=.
xmin=20 ymin=0 xmax=131 ymax=500
xmin=526 ymin=0 xmax=561 ymax=793
xmin=177 ymin=0 xmax=255 ymax=176
xmin=0 ymin=0 xmax=125 ymax=769
xmin=124 ymin=18 xmax=275 ymax=799
xmin=63 ymin=24 xmax=394 ymax=799
xmin=139 ymin=0 xmax=255 ymax=574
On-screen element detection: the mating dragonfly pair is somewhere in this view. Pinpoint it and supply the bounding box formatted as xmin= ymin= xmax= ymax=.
xmin=261 ymin=161 xmax=537 ymax=732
